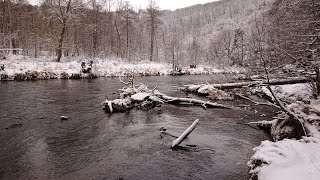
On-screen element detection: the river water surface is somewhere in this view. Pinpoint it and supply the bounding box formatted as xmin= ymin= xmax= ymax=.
xmin=0 ymin=75 xmax=274 ymax=180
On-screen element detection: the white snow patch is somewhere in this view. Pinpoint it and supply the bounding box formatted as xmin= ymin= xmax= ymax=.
xmin=131 ymin=93 xmax=150 ymax=101
xmin=197 ymin=85 xmax=216 ymax=94
xmin=261 ymin=83 xmax=313 ymax=103
xmin=248 ymin=137 xmax=320 ymax=180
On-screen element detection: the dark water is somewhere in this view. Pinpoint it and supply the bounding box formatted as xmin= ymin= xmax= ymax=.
xmin=0 ymin=75 xmax=274 ymax=180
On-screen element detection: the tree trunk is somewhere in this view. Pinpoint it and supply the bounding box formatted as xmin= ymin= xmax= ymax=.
xmin=114 ymin=20 xmax=122 ymax=58
xmin=150 ymin=16 xmax=155 ymax=61
xmin=315 ymin=67 xmax=320 ymax=96
xmin=57 ymin=23 xmax=66 ymax=62
xmin=126 ymin=10 xmax=129 ymax=60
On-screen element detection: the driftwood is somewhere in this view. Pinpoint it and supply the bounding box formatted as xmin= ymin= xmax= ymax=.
xmin=172 ymin=119 xmax=199 ymax=148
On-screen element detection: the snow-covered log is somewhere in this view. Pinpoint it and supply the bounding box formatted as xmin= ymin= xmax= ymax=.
xmin=183 ymin=77 xmax=312 ymax=95
xmin=155 ymin=93 xmax=232 ymax=109
xmin=172 ymin=119 xmax=199 ymax=148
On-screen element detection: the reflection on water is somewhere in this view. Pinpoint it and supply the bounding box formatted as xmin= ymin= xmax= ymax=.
xmin=0 ymin=75 xmax=273 ymax=180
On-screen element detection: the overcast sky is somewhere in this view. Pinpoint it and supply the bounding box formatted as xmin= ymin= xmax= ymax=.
xmin=29 ymin=0 xmax=218 ymax=10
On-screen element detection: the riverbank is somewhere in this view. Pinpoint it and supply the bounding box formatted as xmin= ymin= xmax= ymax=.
xmin=248 ymin=84 xmax=320 ymax=179
xmin=0 ymin=55 xmax=245 ymax=81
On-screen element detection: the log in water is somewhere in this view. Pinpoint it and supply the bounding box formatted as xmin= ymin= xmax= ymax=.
xmin=172 ymin=119 xmax=200 ymax=148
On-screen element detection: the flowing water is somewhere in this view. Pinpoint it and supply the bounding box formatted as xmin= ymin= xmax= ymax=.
xmin=0 ymin=75 xmax=275 ymax=180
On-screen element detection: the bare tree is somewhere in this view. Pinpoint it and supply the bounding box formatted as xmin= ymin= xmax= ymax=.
xmin=122 ymin=1 xmax=136 ymax=60
xmin=188 ymin=37 xmax=202 ymax=66
xmin=219 ymin=27 xmax=234 ymax=61
xmin=232 ymin=28 xmax=245 ymax=66
xmin=44 ymin=0 xmax=83 ymax=62
xmin=146 ymin=0 xmax=161 ymax=61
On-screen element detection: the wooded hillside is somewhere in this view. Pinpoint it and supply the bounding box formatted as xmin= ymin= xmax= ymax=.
xmin=0 ymin=0 xmax=271 ymax=66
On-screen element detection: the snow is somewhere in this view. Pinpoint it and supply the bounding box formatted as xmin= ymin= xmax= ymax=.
xmin=248 ymin=137 xmax=320 ymax=180
xmin=184 ymin=65 xmax=245 ymax=75
xmin=185 ymin=84 xmax=203 ymax=92
xmin=0 ymin=55 xmax=245 ymax=80
xmin=286 ymin=99 xmax=320 ymax=137
xmin=107 ymin=101 xmax=113 ymax=113
xmin=112 ymin=98 xmax=132 ymax=106
xmin=261 ymin=83 xmax=313 ymax=103
xmin=197 ymin=85 xmax=216 ymax=95
xmin=131 ymin=93 xmax=150 ymax=101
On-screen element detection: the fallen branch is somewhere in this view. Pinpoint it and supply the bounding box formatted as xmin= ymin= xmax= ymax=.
xmin=247 ymin=120 xmax=275 ymax=127
xmin=172 ymin=119 xmax=199 ymax=148
xmin=266 ymin=82 xmax=307 ymax=136
xmin=260 ymin=48 xmax=307 ymax=137
xmin=235 ymin=93 xmax=281 ymax=109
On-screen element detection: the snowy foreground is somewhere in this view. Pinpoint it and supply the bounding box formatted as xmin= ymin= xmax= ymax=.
xmin=249 ymin=84 xmax=320 ymax=180
xmin=0 ymin=55 xmax=245 ymax=80
xmin=248 ymin=137 xmax=320 ymax=180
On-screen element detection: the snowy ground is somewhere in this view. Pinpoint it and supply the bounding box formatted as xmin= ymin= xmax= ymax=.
xmin=0 ymin=55 xmax=245 ymax=80
xmin=248 ymin=137 xmax=320 ymax=180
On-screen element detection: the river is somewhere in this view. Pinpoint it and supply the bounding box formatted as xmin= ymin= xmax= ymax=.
xmin=0 ymin=75 xmax=274 ymax=180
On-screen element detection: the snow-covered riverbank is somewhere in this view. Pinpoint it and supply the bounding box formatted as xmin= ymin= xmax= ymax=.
xmin=0 ymin=55 xmax=245 ymax=80
xmin=248 ymin=137 xmax=320 ymax=180
xmin=182 ymin=81 xmax=320 ymax=180
xmin=249 ymin=84 xmax=320 ymax=180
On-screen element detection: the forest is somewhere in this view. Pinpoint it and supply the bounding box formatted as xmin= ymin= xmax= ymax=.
xmin=0 ymin=0 xmax=273 ymax=66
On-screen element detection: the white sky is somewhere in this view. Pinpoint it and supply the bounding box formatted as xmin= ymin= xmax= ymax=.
xmin=29 ymin=0 xmax=219 ymax=10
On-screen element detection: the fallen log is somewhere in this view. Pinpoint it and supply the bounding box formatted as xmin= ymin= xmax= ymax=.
xmin=183 ymin=77 xmax=312 ymax=93
xmin=155 ymin=93 xmax=232 ymax=109
xmin=172 ymin=119 xmax=199 ymax=148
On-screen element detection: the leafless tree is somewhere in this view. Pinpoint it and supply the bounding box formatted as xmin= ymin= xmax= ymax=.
xmin=146 ymin=0 xmax=161 ymax=61
xmin=44 ymin=0 xmax=83 ymax=62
